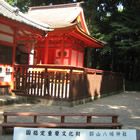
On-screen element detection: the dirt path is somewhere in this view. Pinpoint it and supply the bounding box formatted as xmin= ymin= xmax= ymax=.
xmin=0 ymin=91 xmax=140 ymax=140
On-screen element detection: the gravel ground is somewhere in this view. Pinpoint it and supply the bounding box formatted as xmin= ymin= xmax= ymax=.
xmin=0 ymin=91 xmax=140 ymax=140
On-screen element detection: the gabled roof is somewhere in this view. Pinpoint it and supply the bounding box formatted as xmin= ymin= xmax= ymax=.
xmin=28 ymin=2 xmax=105 ymax=47
xmin=28 ymin=2 xmax=89 ymax=32
xmin=0 ymin=0 xmax=52 ymax=31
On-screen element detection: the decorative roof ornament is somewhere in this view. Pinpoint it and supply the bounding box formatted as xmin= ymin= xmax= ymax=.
xmin=13 ymin=7 xmax=19 ymax=15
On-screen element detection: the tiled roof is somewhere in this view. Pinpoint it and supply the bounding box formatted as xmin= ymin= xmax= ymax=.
xmin=0 ymin=0 xmax=52 ymax=31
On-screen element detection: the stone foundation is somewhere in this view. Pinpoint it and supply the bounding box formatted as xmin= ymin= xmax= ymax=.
xmin=0 ymin=86 xmax=10 ymax=95
xmin=15 ymin=91 xmax=121 ymax=107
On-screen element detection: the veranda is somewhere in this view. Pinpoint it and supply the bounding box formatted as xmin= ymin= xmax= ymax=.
xmin=13 ymin=64 xmax=123 ymax=102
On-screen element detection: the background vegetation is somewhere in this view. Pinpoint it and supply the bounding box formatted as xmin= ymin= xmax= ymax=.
xmin=6 ymin=0 xmax=140 ymax=90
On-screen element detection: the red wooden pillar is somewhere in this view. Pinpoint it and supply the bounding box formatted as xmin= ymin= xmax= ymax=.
xmin=44 ymin=36 xmax=49 ymax=64
xmin=11 ymin=27 xmax=17 ymax=90
xmin=61 ymin=37 xmax=64 ymax=65
xmin=69 ymin=44 xmax=72 ymax=65
xmin=12 ymin=28 xmax=17 ymax=65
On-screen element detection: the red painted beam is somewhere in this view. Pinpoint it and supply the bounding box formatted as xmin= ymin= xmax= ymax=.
xmin=0 ymin=40 xmax=14 ymax=46
xmin=69 ymin=31 xmax=103 ymax=48
xmin=0 ymin=30 xmax=13 ymax=37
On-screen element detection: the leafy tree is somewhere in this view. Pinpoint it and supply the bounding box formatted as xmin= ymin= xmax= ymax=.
xmin=83 ymin=0 xmax=106 ymax=68
xmin=111 ymin=3 xmax=140 ymax=80
xmin=85 ymin=0 xmax=140 ymax=82
xmin=5 ymin=0 xmax=75 ymax=12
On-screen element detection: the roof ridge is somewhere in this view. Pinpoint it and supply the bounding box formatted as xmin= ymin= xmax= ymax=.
xmin=29 ymin=1 xmax=84 ymax=11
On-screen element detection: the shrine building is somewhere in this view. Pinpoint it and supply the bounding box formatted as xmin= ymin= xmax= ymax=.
xmin=0 ymin=0 xmax=51 ymax=92
xmin=28 ymin=2 xmax=104 ymax=67
xmin=0 ymin=1 xmax=123 ymax=102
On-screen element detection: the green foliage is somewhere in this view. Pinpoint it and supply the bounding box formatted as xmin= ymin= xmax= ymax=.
xmin=5 ymin=0 xmax=75 ymax=12
xmin=90 ymin=0 xmax=140 ymax=82
xmin=125 ymin=80 xmax=140 ymax=91
xmin=5 ymin=0 xmax=14 ymax=6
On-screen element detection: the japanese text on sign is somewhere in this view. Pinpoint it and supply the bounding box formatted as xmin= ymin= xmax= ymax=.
xmin=13 ymin=128 xmax=137 ymax=140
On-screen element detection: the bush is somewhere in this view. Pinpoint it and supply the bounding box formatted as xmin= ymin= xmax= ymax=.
xmin=125 ymin=80 xmax=140 ymax=91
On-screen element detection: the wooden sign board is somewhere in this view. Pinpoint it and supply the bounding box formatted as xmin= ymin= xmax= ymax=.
xmin=13 ymin=128 xmax=137 ymax=140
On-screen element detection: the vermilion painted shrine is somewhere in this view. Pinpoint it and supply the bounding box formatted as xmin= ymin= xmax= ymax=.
xmin=28 ymin=2 xmax=104 ymax=66
xmin=0 ymin=1 xmax=123 ymax=104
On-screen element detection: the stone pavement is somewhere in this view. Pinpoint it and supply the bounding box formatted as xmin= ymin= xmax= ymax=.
xmin=0 ymin=91 xmax=140 ymax=140
xmin=0 ymin=94 xmax=25 ymax=106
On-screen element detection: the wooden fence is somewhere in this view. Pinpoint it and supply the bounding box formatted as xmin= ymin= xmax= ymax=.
xmin=13 ymin=64 xmax=123 ymax=101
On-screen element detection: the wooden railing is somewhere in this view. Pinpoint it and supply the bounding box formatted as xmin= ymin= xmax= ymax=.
xmin=13 ymin=64 xmax=123 ymax=101
xmin=1 ymin=112 xmax=123 ymax=135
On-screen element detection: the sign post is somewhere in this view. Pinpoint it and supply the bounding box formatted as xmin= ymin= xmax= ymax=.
xmin=13 ymin=128 xmax=137 ymax=140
